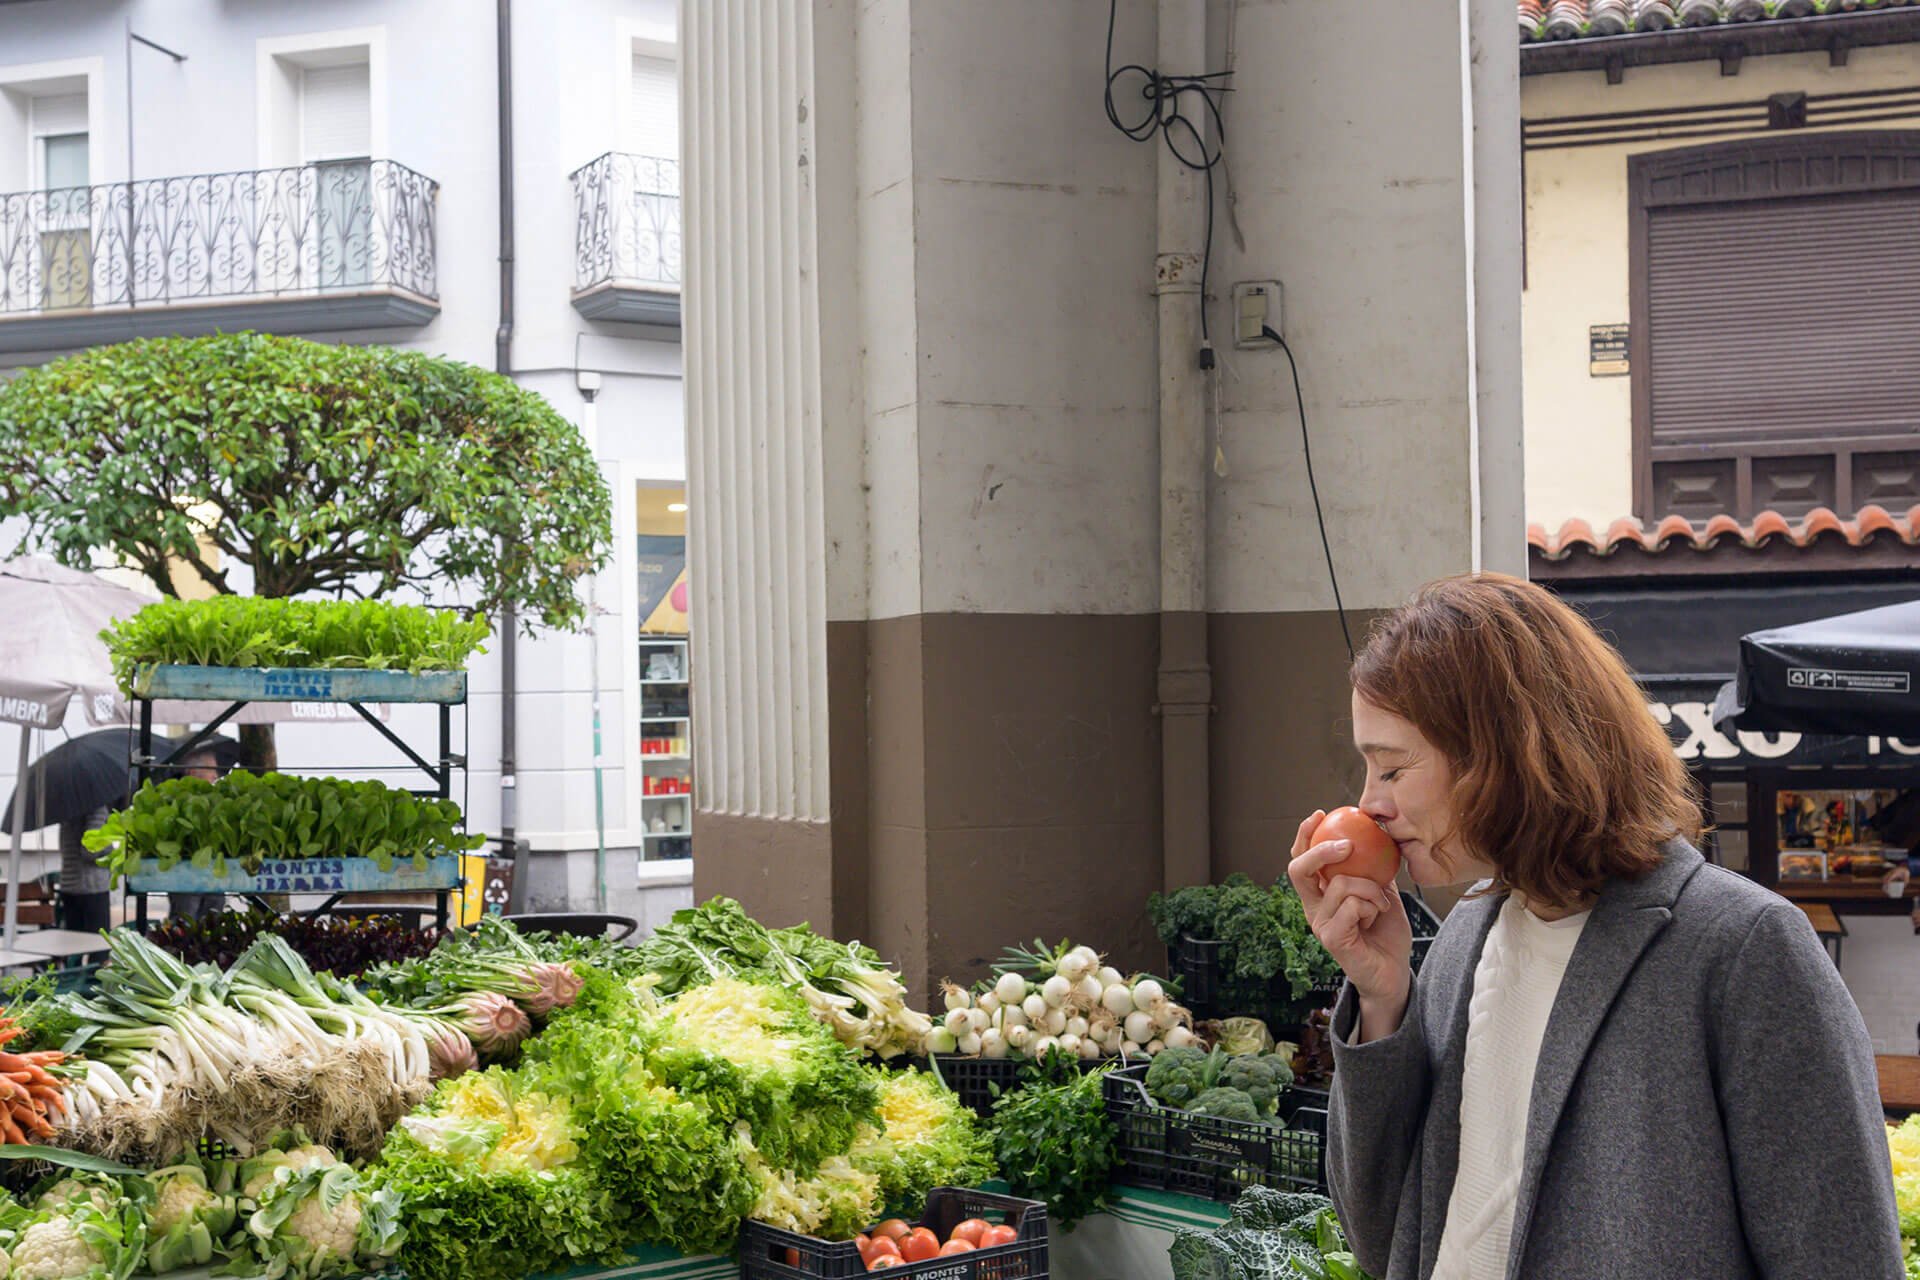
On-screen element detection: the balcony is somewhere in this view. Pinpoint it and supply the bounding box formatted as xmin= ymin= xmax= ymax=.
xmin=0 ymin=159 xmax=438 ymax=354
xmin=570 ymin=152 xmax=680 ymax=327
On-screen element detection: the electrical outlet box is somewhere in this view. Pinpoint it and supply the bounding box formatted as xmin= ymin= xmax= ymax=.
xmin=1232 ymin=280 xmax=1282 ymax=349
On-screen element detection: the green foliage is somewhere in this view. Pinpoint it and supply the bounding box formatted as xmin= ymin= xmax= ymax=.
xmin=1169 ymin=1188 xmax=1375 ymax=1280
xmin=0 ymin=333 xmax=610 ymax=630
xmin=1147 ymin=874 xmax=1342 ymax=999
xmin=849 ymin=1068 xmax=995 ymax=1215
xmin=990 ymin=1064 xmax=1116 ymax=1229
xmin=101 ymin=598 xmax=488 ymax=689
xmin=83 ymin=772 xmax=484 ymax=884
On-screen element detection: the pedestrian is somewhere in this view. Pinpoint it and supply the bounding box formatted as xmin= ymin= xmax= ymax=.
xmin=1287 ymin=571 xmax=1903 ymax=1280
xmin=55 ymin=806 xmax=111 ymax=932
xmin=166 ymin=745 xmax=229 ymax=922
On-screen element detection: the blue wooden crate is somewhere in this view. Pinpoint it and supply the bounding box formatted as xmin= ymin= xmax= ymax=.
xmin=132 ymin=665 xmax=467 ymax=705
xmin=126 ymin=854 xmax=463 ymax=895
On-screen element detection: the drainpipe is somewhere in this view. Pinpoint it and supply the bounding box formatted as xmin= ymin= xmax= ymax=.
xmin=1155 ymin=0 xmax=1212 ymax=893
xmin=496 ymin=0 xmax=518 ymax=851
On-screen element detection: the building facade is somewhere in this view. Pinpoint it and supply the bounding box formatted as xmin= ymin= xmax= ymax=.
xmin=1518 ymin=0 xmax=1920 ymax=1054
xmin=0 ymin=0 xmax=693 ymax=927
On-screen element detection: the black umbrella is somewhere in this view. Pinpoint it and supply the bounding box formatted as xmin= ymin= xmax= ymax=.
xmin=1712 ymin=599 xmax=1920 ymax=738
xmin=0 ymin=728 xmax=241 ymax=831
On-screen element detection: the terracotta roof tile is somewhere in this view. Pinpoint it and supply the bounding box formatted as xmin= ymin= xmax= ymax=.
xmin=1518 ymin=0 xmax=1906 ymax=41
xmin=1528 ymin=505 xmax=1920 ymax=559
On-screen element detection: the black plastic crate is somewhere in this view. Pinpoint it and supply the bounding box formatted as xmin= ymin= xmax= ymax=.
xmin=1103 ymin=1063 xmax=1328 ymax=1203
xmin=739 ymin=1186 xmax=1047 ymax=1280
xmin=1171 ymin=891 xmax=1441 ymax=1028
xmin=914 ymin=1054 xmax=1106 ymax=1119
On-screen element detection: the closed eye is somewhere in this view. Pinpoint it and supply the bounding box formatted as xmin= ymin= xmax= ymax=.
xmin=1379 ymin=769 xmax=1402 ymax=783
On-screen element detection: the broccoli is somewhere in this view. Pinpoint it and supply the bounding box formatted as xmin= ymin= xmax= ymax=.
xmin=1191 ymin=1087 xmax=1264 ymax=1125
xmin=1220 ymin=1054 xmax=1293 ymax=1117
xmin=1145 ymin=1045 xmax=1213 ymax=1107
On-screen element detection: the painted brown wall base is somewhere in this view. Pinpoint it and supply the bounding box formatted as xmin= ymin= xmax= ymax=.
xmin=1209 ymin=607 xmax=1469 ymax=919
xmin=691 ymin=810 xmax=837 ymax=930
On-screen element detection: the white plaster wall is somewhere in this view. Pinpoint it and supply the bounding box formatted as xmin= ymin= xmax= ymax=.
xmin=0 ymin=0 xmax=687 ymax=886
xmin=1521 ymin=45 xmax=1920 ymax=532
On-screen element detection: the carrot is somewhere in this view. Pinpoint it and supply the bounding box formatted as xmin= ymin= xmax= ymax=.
xmin=0 ymin=1113 xmax=28 ymax=1145
xmin=12 ymin=1108 xmax=52 ymax=1139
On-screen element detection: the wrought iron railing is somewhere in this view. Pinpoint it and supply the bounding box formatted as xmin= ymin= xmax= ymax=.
xmin=570 ymin=152 xmax=681 ymax=292
xmin=0 ymin=159 xmax=438 ymax=317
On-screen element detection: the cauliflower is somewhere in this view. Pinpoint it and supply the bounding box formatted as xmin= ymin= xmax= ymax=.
xmin=9 ymin=1217 xmax=103 ymax=1280
xmin=241 ymin=1143 xmax=338 ymax=1201
xmin=243 ymin=1164 xmax=401 ymax=1280
xmin=143 ymin=1165 xmax=237 ymax=1274
xmin=29 ymin=1183 xmax=115 ymax=1220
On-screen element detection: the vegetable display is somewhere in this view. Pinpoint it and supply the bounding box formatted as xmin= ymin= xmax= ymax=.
xmin=1891 ymin=1114 xmax=1919 ymax=1278
xmin=146 ymin=910 xmax=440 ymax=977
xmin=101 ymin=597 xmax=489 ymax=690
xmin=627 ymin=898 xmax=932 ymax=1059
xmin=1145 ymin=1046 xmax=1294 ymax=1122
xmin=84 ymin=773 xmax=485 ymax=884
xmin=0 ymin=1014 xmax=71 ymax=1147
xmin=923 ymin=940 xmax=1195 ymax=1060
xmin=1168 ymin=1187 xmax=1376 ymax=1280
xmin=1148 ymin=874 xmax=1343 ymax=999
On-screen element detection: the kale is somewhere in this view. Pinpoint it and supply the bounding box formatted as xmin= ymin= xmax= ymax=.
xmin=1169 ymin=1188 xmax=1377 ymax=1280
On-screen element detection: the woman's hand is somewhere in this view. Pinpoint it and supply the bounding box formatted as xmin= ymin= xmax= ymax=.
xmin=1287 ymin=810 xmax=1413 ymax=1031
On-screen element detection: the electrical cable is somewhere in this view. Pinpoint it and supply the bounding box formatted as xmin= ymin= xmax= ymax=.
xmin=1104 ymin=0 xmax=1231 ymax=348
xmin=1265 ymin=324 xmax=1354 ymax=662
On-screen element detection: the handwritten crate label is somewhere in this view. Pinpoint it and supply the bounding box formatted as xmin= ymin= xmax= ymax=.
xmin=261 ymin=671 xmax=337 ymax=699
xmin=1168 ymin=1124 xmax=1269 ymax=1167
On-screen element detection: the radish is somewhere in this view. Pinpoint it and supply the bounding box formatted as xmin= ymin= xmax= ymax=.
xmin=994 ymin=971 xmax=1028 ymax=1005
xmin=1102 ymin=984 xmax=1135 ymax=1017
xmin=1041 ymin=975 xmax=1073 ymax=1008
xmin=1022 ymin=994 xmax=1048 ymax=1023
xmin=1124 ymin=1011 xmax=1155 ymax=1045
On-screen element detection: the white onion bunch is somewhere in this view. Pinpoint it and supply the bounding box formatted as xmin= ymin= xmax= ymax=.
xmin=918 ymin=939 xmax=1194 ymax=1060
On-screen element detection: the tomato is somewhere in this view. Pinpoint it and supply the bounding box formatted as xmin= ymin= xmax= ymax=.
xmin=872 ymin=1220 xmax=912 ymax=1243
xmin=868 ymin=1256 xmax=903 ymax=1271
xmin=900 ymin=1229 xmax=940 ymax=1263
xmin=949 ymin=1219 xmax=991 ymax=1247
xmin=1308 ymin=806 xmax=1400 ymax=888
xmin=979 ymin=1225 xmax=1018 ymax=1249
xmin=867 ymin=1238 xmax=902 ymax=1263
xmin=938 ymin=1241 xmax=976 ymax=1256
xmin=784 ymin=1248 xmax=802 ymax=1268
xmin=854 ymin=1237 xmax=874 ymax=1264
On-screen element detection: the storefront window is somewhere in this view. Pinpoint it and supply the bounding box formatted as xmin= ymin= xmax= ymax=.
xmin=1776 ymin=788 xmax=1916 ymax=883
xmin=635 ymin=484 xmax=690 ymax=862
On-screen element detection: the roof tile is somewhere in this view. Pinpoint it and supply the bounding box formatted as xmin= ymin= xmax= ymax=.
xmin=1528 ymin=505 xmax=1920 ymax=559
xmin=1518 ymin=0 xmax=1913 ymax=41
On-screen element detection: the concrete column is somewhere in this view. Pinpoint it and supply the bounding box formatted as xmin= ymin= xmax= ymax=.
xmin=683 ymin=0 xmax=1524 ymax=992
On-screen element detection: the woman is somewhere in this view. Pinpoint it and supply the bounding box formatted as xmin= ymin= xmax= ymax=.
xmin=1287 ymin=572 xmax=1903 ymax=1280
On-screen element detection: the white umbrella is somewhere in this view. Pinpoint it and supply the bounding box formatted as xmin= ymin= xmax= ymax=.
xmin=0 ymin=556 xmax=161 ymax=947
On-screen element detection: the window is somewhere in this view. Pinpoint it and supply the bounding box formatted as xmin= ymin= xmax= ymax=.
xmin=1629 ymin=132 xmax=1920 ymax=522
xmin=300 ymin=62 xmax=370 ymax=162
xmin=30 ymin=92 xmax=89 ymax=309
xmin=629 ymin=47 xmax=678 ymax=161
xmin=300 ymin=59 xmax=371 ymax=289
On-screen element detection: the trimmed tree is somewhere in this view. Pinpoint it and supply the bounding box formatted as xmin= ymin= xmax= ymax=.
xmin=0 ymin=332 xmax=613 ymax=766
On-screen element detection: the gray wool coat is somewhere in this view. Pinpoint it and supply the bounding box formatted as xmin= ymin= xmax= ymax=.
xmin=1326 ymin=840 xmax=1905 ymax=1280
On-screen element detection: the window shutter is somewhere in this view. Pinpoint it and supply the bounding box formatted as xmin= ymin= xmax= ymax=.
xmin=30 ymin=93 xmax=88 ymax=137
xmin=1647 ymin=189 xmax=1920 ymax=450
xmin=301 ymin=63 xmax=371 ymax=162
xmin=629 ymin=53 xmax=679 ymax=161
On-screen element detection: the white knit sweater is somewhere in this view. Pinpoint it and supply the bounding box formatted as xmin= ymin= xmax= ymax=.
xmin=1430 ymin=894 xmax=1591 ymax=1280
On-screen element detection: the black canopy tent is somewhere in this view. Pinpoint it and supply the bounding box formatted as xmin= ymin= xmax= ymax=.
xmin=1713 ymin=599 xmax=1920 ymax=739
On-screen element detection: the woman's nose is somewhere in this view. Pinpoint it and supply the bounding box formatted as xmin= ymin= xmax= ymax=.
xmin=1358 ymin=782 xmax=1393 ymax=822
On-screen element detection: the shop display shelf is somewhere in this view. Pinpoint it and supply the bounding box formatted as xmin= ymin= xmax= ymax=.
xmin=1170 ymin=891 xmax=1441 ymax=1029
xmin=739 ymin=1187 xmax=1048 ymax=1280
xmin=1103 ymin=1063 xmax=1328 ymax=1203
xmin=132 ymin=665 xmax=467 ymax=704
